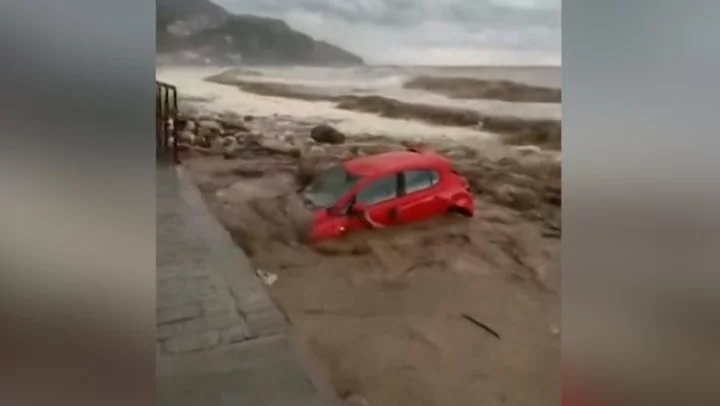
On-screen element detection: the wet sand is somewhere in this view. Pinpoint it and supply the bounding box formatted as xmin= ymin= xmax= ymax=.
xmin=178 ymin=113 xmax=561 ymax=406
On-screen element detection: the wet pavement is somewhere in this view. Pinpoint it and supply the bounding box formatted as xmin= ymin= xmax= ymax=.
xmin=156 ymin=162 xmax=335 ymax=406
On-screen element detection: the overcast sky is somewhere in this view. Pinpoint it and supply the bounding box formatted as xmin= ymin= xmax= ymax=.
xmin=215 ymin=0 xmax=560 ymax=66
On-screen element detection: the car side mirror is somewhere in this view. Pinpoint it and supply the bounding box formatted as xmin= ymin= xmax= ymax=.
xmin=325 ymin=206 xmax=339 ymax=216
xmin=329 ymin=203 xmax=351 ymax=216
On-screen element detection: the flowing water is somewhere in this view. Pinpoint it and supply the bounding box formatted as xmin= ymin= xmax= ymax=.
xmin=157 ymin=64 xmax=561 ymax=141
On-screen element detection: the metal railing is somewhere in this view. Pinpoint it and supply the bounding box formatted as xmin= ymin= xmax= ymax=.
xmin=156 ymin=81 xmax=179 ymax=163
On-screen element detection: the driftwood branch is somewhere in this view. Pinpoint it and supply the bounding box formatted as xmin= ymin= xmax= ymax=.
xmin=461 ymin=313 xmax=501 ymax=339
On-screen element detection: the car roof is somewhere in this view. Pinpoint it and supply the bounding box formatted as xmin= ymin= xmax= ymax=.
xmin=343 ymin=150 xmax=450 ymax=177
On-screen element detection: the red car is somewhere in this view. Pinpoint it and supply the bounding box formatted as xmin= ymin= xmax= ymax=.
xmin=300 ymin=148 xmax=474 ymax=242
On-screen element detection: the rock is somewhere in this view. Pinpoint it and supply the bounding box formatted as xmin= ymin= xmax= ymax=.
xmin=234 ymin=130 xmax=252 ymax=137
xmin=310 ymin=124 xmax=346 ymax=144
xmin=184 ymin=120 xmax=196 ymax=132
xmin=211 ymin=137 xmax=226 ymax=151
xmin=198 ymin=114 xmax=219 ymax=121
xmin=245 ymin=138 xmax=264 ymax=151
xmin=220 ymin=119 xmax=250 ymax=133
xmin=196 ymin=136 xmax=212 ymax=149
xmin=198 ymin=127 xmax=218 ymax=139
xmin=234 ymin=135 xmax=249 ymax=145
xmin=258 ymin=140 xmax=300 ymax=157
xmin=198 ymin=119 xmax=222 ymax=131
xmin=234 ymin=131 xmax=260 ymax=144
xmin=244 ymin=114 xmax=255 ymax=122
xmin=178 ymin=130 xmax=196 ymax=144
xmin=308 ymin=145 xmax=326 ymax=155
xmin=221 ymin=137 xmax=238 ymax=148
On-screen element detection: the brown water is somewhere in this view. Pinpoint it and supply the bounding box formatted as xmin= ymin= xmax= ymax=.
xmin=177 ymin=114 xmax=561 ymax=406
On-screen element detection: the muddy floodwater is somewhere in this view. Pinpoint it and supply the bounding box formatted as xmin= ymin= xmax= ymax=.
xmin=179 ymin=113 xmax=560 ymax=406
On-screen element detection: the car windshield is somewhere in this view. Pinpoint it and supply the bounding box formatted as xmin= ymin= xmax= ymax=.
xmin=302 ymin=164 xmax=359 ymax=209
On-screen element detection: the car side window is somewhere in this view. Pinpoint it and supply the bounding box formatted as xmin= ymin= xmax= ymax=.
xmin=356 ymin=175 xmax=398 ymax=206
xmin=403 ymin=169 xmax=440 ymax=194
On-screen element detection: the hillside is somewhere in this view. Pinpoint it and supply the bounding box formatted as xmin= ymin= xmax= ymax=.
xmin=157 ymin=0 xmax=364 ymax=66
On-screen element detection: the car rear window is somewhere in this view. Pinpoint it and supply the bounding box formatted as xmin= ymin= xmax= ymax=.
xmin=402 ymin=169 xmax=440 ymax=194
xmin=303 ymin=164 xmax=359 ymax=208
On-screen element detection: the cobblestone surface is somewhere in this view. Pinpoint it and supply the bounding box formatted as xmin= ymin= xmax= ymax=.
xmin=156 ymin=163 xmax=334 ymax=406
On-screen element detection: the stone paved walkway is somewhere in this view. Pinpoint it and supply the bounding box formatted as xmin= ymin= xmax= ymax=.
xmin=157 ymin=162 xmax=335 ymax=406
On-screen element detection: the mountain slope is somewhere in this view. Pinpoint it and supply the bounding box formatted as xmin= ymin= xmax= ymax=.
xmin=157 ymin=0 xmax=363 ymax=66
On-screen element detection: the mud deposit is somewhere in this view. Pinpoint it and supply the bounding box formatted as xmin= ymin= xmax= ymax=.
xmin=404 ymin=75 xmax=562 ymax=103
xmin=181 ymin=116 xmax=560 ymax=406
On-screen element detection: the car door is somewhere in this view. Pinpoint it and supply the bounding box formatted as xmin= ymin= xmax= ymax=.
xmin=394 ymin=169 xmax=446 ymax=223
xmin=346 ymin=173 xmax=401 ymax=231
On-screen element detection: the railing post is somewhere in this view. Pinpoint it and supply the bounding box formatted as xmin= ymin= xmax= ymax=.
xmin=156 ymin=80 xmax=181 ymax=165
xmin=156 ymin=84 xmax=162 ymax=157
xmin=171 ymin=86 xmax=179 ymax=164
xmin=163 ymin=86 xmax=170 ymax=149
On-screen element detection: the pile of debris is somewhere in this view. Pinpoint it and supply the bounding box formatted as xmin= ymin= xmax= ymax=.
xmin=174 ymin=113 xmax=351 ymax=157
xmin=173 ymin=112 xmax=256 ymax=154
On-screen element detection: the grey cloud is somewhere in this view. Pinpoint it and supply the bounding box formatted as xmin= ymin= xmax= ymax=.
xmin=236 ymin=0 xmax=559 ymax=28
xmin=441 ymin=2 xmax=559 ymax=28
xmin=216 ymin=0 xmax=560 ymax=64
